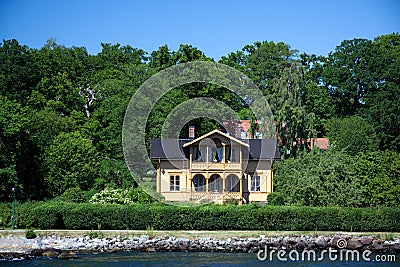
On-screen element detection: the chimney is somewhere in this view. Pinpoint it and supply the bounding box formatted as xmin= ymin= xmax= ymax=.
xmin=235 ymin=127 xmax=241 ymax=139
xmin=189 ymin=126 xmax=195 ymax=139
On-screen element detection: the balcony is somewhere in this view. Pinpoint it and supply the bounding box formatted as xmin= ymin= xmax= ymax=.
xmin=191 ymin=162 xmax=241 ymax=170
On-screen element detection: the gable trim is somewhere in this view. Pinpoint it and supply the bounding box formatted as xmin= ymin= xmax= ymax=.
xmin=182 ymin=129 xmax=249 ymax=148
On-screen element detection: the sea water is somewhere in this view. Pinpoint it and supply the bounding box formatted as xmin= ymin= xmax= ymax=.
xmin=1 ymin=252 xmax=399 ymax=267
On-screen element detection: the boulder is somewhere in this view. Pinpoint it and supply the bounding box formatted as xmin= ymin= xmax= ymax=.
xmin=58 ymin=251 xmax=78 ymax=259
xmin=42 ymin=248 xmax=60 ymax=258
xmin=346 ymin=240 xmax=363 ymax=250
xmin=315 ymin=237 xmax=328 ymax=249
xmin=360 ymin=237 xmax=373 ymax=245
xmin=368 ymin=243 xmax=385 ymax=252
xmin=30 ymin=248 xmax=44 ymax=257
xmin=392 ymin=243 xmax=400 ymax=253
xmin=307 ymin=242 xmax=316 ymax=250
xmin=295 ymin=242 xmax=306 ymax=251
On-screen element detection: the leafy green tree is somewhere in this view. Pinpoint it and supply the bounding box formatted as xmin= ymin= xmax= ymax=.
xmin=149 ymin=45 xmax=175 ymax=71
xmin=302 ymin=82 xmax=333 ymax=136
xmin=270 ymin=149 xmax=362 ymax=207
xmin=36 ymin=71 xmax=86 ymax=115
xmin=322 ymin=38 xmax=377 ymax=117
xmin=268 ymin=63 xmax=315 ymax=157
xmin=94 ymin=158 xmax=134 ymax=189
xmin=300 ymin=53 xmax=326 ymax=85
xmin=363 ymin=33 xmax=400 ymax=151
xmin=172 ymin=44 xmax=209 ymax=63
xmin=43 ymin=132 xmax=99 ymax=197
xmin=0 ymin=95 xmax=31 ymax=200
xmin=242 ymin=41 xmax=298 ymax=92
xmin=33 ymin=39 xmax=91 ymax=86
xmin=327 ymin=116 xmax=378 ymax=156
xmin=0 ymin=39 xmax=38 ymax=103
xmin=219 ymin=49 xmax=247 ymax=73
xmin=353 ymin=150 xmax=400 ymax=207
xmin=94 ymin=43 xmax=147 ymax=70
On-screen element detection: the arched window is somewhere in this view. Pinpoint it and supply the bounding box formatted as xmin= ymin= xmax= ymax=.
xmin=193 ymin=174 xmax=206 ymax=192
xmin=226 ymin=174 xmax=239 ymax=192
xmin=209 ymin=174 xmax=222 ymax=192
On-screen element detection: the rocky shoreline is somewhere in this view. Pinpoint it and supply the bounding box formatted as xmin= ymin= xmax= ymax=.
xmin=1 ymin=233 xmax=399 ymax=260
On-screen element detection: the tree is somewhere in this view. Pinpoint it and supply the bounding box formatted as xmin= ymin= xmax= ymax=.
xmin=327 ymin=116 xmax=378 ymax=156
xmin=270 ymin=149 xmax=363 ymax=207
xmin=0 ymin=39 xmax=38 ymax=103
xmin=36 ymin=71 xmax=86 ymax=115
xmin=33 ymin=39 xmax=91 ymax=86
xmin=43 ymin=132 xmax=99 ymax=197
xmin=94 ymin=43 xmax=147 ymax=70
xmin=363 ymin=33 xmax=400 ymax=151
xmin=353 ymin=150 xmax=400 ymax=207
xmin=0 ymin=95 xmax=28 ymax=200
xmin=268 ymin=63 xmax=315 ymax=157
xmin=243 ymin=41 xmax=297 ymax=92
xmin=172 ymin=44 xmax=209 ymax=63
xmin=149 ymin=45 xmax=175 ymax=71
xmin=302 ymin=82 xmax=333 ymax=136
xmin=322 ymin=38 xmax=377 ymax=117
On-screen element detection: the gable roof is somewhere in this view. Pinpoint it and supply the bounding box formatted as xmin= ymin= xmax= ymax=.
xmin=150 ymin=137 xmax=281 ymax=160
xmin=182 ymin=129 xmax=249 ymax=148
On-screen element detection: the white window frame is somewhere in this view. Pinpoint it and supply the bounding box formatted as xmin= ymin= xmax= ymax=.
xmin=169 ymin=175 xmax=180 ymax=191
xmin=251 ymin=175 xmax=261 ymax=192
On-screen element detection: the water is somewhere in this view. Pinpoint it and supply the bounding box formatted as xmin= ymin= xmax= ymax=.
xmin=1 ymin=252 xmax=399 ymax=267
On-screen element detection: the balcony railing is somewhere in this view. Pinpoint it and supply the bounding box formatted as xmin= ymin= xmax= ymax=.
xmin=191 ymin=162 xmax=241 ymax=170
xmin=191 ymin=192 xmax=241 ymax=202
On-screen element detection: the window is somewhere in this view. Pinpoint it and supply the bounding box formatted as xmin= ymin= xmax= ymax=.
xmin=170 ymin=175 xmax=180 ymax=191
xmin=226 ymin=174 xmax=239 ymax=192
xmin=209 ymin=175 xmax=221 ymax=192
xmin=193 ymin=174 xmax=205 ymax=192
xmin=251 ymin=175 xmax=260 ymax=192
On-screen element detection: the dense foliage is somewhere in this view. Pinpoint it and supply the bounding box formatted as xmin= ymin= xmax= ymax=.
xmin=0 ymin=202 xmax=398 ymax=232
xmin=270 ymin=150 xmax=400 ymax=207
xmin=0 ymin=34 xmax=399 ymax=211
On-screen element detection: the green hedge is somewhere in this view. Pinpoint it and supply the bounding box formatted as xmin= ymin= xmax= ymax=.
xmin=6 ymin=202 xmax=400 ymax=231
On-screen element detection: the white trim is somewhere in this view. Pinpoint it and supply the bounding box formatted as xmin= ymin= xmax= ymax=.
xmin=183 ymin=129 xmax=249 ymax=147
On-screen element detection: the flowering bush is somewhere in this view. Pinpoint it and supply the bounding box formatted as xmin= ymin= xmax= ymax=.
xmin=89 ymin=187 xmax=155 ymax=204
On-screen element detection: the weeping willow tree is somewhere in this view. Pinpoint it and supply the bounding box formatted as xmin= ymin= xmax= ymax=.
xmin=268 ymin=62 xmax=316 ymax=158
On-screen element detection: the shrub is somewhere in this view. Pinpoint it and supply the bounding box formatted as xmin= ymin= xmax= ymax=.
xmin=25 ymin=229 xmax=37 ymax=239
xmin=59 ymin=187 xmax=92 ymax=203
xmin=0 ymin=203 xmax=11 ymax=229
xmin=12 ymin=201 xmax=400 ymax=232
xmin=89 ymin=187 xmax=156 ymax=205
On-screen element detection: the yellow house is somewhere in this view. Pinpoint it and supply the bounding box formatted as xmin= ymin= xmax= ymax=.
xmin=150 ymin=129 xmax=280 ymax=204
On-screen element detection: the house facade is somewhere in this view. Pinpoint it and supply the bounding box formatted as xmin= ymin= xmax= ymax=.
xmin=150 ymin=129 xmax=280 ymax=204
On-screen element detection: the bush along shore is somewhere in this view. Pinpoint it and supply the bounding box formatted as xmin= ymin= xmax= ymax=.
xmin=2 ymin=202 xmax=400 ymax=232
xmin=0 ymin=232 xmax=399 ymax=260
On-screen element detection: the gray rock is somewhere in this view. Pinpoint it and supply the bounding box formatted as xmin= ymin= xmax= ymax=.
xmin=295 ymin=242 xmax=306 ymax=251
xmin=307 ymin=242 xmax=316 ymax=250
xmin=346 ymin=240 xmax=363 ymax=250
xmin=42 ymin=248 xmax=59 ymax=258
xmin=360 ymin=236 xmax=373 ymax=245
xmin=315 ymin=237 xmax=327 ymax=249
xmin=368 ymin=243 xmax=385 ymax=252
xmin=58 ymin=251 xmax=77 ymax=259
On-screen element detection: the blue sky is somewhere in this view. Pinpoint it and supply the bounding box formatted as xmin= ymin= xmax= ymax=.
xmin=0 ymin=0 xmax=399 ymax=60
